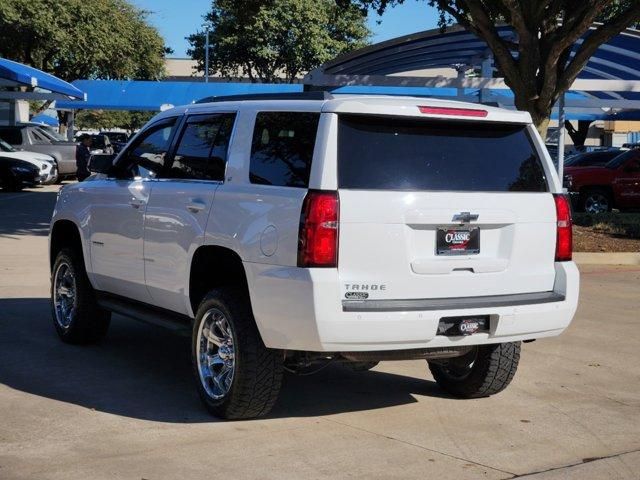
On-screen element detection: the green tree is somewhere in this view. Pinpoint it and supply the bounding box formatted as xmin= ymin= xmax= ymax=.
xmin=187 ymin=0 xmax=370 ymax=83
xmin=0 ymin=0 xmax=168 ymax=82
xmin=341 ymin=0 xmax=640 ymax=137
xmin=75 ymin=110 xmax=154 ymax=131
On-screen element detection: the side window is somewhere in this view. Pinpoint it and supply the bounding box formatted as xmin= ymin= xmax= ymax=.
xmin=625 ymin=152 xmax=640 ymax=173
xmin=168 ymin=113 xmax=235 ymax=181
xmin=122 ymin=119 xmax=177 ymax=179
xmin=249 ymin=112 xmax=320 ymax=188
xmin=29 ymin=128 xmax=50 ymax=144
xmin=0 ymin=128 xmax=23 ymax=145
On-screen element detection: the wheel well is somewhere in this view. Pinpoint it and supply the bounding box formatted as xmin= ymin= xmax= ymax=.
xmin=579 ymin=185 xmax=613 ymax=196
xmin=50 ymin=220 xmax=82 ymax=271
xmin=579 ymin=185 xmax=614 ymax=205
xmin=189 ymin=246 xmax=249 ymax=314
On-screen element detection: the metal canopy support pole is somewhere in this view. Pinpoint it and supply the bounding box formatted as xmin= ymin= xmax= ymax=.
xmin=456 ymin=68 xmax=465 ymax=98
xmin=205 ymin=27 xmax=210 ymax=83
xmin=479 ymin=57 xmax=493 ymax=103
xmin=557 ymin=92 xmax=566 ymax=183
xmin=8 ymin=99 xmax=17 ymax=126
xmin=67 ymin=110 xmax=75 ymax=141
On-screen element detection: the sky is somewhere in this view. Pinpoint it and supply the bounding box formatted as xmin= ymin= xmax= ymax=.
xmin=131 ymin=0 xmax=440 ymax=58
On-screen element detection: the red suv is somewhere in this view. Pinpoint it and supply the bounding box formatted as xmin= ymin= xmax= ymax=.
xmin=564 ymin=149 xmax=640 ymax=213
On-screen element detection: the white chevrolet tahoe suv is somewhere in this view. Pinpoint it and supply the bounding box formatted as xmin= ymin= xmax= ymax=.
xmin=49 ymin=93 xmax=579 ymax=419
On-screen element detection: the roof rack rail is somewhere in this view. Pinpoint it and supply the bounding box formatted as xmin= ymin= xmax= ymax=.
xmin=195 ymin=91 xmax=333 ymax=104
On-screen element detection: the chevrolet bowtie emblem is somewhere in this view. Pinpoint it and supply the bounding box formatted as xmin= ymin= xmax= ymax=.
xmin=452 ymin=212 xmax=479 ymax=223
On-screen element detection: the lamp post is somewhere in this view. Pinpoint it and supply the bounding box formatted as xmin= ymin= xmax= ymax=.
xmin=205 ymin=26 xmax=210 ymax=83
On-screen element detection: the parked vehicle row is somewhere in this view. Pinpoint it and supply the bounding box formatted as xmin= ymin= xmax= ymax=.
xmin=0 ymin=124 xmax=77 ymax=181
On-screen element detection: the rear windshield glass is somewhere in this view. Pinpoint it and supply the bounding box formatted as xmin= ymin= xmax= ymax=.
xmin=338 ymin=115 xmax=548 ymax=192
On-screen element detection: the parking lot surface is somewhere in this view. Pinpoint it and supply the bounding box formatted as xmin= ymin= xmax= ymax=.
xmin=1 ymin=185 xmax=639 ymax=479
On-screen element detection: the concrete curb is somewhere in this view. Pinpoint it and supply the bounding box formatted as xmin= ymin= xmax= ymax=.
xmin=573 ymin=252 xmax=640 ymax=265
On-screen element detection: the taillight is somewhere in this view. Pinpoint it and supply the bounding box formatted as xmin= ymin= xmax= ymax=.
xmin=554 ymin=194 xmax=573 ymax=261
xmin=298 ymin=190 xmax=339 ymax=267
xmin=418 ymin=106 xmax=488 ymax=117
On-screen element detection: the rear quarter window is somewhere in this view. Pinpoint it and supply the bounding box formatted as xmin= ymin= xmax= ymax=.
xmin=338 ymin=115 xmax=548 ymax=192
xmin=249 ymin=112 xmax=320 ymax=188
xmin=0 ymin=128 xmax=23 ymax=145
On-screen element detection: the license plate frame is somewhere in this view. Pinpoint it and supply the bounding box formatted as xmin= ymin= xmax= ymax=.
xmin=436 ymin=226 xmax=480 ymax=255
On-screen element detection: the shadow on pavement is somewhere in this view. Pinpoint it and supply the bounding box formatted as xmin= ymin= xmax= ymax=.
xmin=0 ymin=298 xmax=442 ymax=423
xmin=0 ymin=189 xmax=59 ymax=238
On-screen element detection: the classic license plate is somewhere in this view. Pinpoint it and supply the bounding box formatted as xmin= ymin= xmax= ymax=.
xmin=436 ymin=227 xmax=480 ymax=255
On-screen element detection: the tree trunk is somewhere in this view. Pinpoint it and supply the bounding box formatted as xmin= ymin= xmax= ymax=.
xmin=513 ymin=93 xmax=553 ymax=141
xmin=565 ymin=120 xmax=592 ymax=151
xmin=534 ymin=116 xmax=551 ymax=142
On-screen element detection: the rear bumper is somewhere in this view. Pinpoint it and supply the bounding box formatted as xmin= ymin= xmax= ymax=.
xmin=245 ymin=261 xmax=580 ymax=352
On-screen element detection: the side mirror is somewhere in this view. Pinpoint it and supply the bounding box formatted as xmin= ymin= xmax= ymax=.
xmin=88 ymin=153 xmax=116 ymax=174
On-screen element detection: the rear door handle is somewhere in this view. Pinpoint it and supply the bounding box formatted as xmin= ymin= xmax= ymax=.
xmin=129 ymin=198 xmax=145 ymax=208
xmin=187 ymin=199 xmax=206 ymax=213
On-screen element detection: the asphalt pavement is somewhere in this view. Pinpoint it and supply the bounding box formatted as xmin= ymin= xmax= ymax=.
xmin=1 ymin=184 xmax=639 ymax=480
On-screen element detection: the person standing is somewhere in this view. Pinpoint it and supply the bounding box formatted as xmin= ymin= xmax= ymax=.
xmin=76 ymin=134 xmax=92 ymax=181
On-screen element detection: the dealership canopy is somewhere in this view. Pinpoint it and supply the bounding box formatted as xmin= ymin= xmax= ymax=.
xmin=55 ymin=80 xmax=301 ymax=111
xmin=304 ymin=25 xmax=640 ymax=119
xmin=0 ymin=57 xmax=85 ymax=101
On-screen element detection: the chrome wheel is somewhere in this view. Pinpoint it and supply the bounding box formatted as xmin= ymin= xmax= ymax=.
xmin=196 ymin=308 xmax=236 ymax=400
xmin=53 ymin=262 xmax=76 ymax=329
xmin=584 ymin=193 xmax=610 ymax=214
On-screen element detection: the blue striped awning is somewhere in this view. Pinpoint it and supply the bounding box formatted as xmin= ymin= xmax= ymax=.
xmin=318 ymin=25 xmax=640 ymax=84
xmin=311 ymin=25 xmax=640 ymax=107
xmin=55 ymin=80 xmax=302 ymax=111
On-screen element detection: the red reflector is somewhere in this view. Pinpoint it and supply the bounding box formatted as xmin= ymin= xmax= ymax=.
xmin=298 ymin=190 xmax=339 ymax=268
xmin=554 ymin=194 xmax=573 ymax=261
xmin=419 ymin=106 xmax=488 ymax=117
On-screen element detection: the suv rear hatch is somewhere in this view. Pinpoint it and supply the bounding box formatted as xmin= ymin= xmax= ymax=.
xmin=336 ymin=113 xmax=557 ymax=302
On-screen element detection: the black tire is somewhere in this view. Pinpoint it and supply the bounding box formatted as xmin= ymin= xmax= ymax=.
xmin=580 ymin=188 xmax=612 ymax=214
xmin=192 ymin=288 xmax=283 ymax=420
xmin=51 ymin=248 xmax=111 ymax=344
xmin=346 ymin=361 xmax=379 ymax=372
xmin=1 ymin=174 xmax=21 ymax=192
xmin=428 ymin=342 xmax=520 ymax=398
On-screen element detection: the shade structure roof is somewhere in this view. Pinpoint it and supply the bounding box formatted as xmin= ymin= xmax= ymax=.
xmin=312 ymin=25 xmax=640 ymax=85
xmin=304 ymin=25 xmax=640 ymax=121
xmin=55 ymin=80 xmax=302 ymax=111
xmin=0 ymin=57 xmax=85 ymax=100
xmin=30 ymin=113 xmax=59 ymax=126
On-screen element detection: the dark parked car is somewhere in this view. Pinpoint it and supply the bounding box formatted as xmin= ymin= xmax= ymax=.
xmin=0 ymin=156 xmax=41 ymax=191
xmin=100 ymin=131 xmax=129 ymax=153
xmin=89 ymin=134 xmax=114 ymax=155
xmin=564 ymin=150 xmax=622 ymax=168
xmin=100 ymin=131 xmax=128 ymax=143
